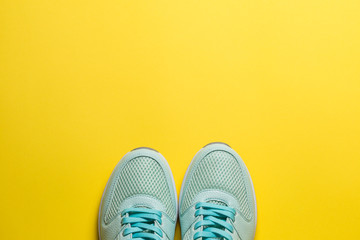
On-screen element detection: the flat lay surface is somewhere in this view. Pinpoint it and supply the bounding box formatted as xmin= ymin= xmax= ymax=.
xmin=1 ymin=0 xmax=360 ymax=239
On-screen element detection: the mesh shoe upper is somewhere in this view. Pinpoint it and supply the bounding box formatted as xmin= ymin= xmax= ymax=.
xmin=181 ymin=150 xmax=252 ymax=220
xmin=104 ymin=156 xmax=176 ymax=223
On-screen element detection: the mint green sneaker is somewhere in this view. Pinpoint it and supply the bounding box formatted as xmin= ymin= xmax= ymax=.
xmin=179 ymin=142 xmax=257 ymax=240
xmin=99 ymin=147 xmax=178 ymax=240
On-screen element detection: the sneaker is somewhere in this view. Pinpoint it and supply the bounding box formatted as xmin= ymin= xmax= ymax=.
xmin=179 ymin=142 xmax=257 ymax=240
xmin=99 ymin=147 xmax=178 ymax=240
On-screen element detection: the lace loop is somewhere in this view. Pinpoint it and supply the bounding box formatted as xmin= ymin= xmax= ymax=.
xmin=193 ymin=202 xmax=236 ymax=240
xmin=122 ymin=208 xmax=163 ymax=240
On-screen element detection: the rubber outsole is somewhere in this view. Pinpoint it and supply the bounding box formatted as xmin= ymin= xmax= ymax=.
xmin=131 ymin=147 xmax=159 ymax=152
xmin=203 ymin=142 xmax=231 ymax=148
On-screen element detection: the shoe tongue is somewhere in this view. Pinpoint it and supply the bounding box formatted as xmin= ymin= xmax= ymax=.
xmin=134 ymin=205 xmax=150 ymax=209
xmin=132 ymin=206 xmax=155 ymax=234
xmin=205 ymin=200 xmax=227 ymax=240
xmin=207 ymin=200 xmax=227 ymax=206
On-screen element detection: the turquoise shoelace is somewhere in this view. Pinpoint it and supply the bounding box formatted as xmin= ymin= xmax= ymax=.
xmin=194 ymin=202 xmax=236 ymax=240
xmin=121 ymin=208 xmax=163 ymax=240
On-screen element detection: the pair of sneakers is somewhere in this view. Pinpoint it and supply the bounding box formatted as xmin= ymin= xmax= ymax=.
xmin=99 ymin=142 xmax=257 ymax=240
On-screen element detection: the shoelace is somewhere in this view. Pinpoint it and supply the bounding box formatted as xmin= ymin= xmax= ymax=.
xmin=194 ymin=202 xmax=236 ymax=240
xmin=121 ymin=208 xmax=163 ymax=240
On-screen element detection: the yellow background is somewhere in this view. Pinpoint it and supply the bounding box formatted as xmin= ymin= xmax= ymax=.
xmin=1 ymin=0 xmax=360 ymax=239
